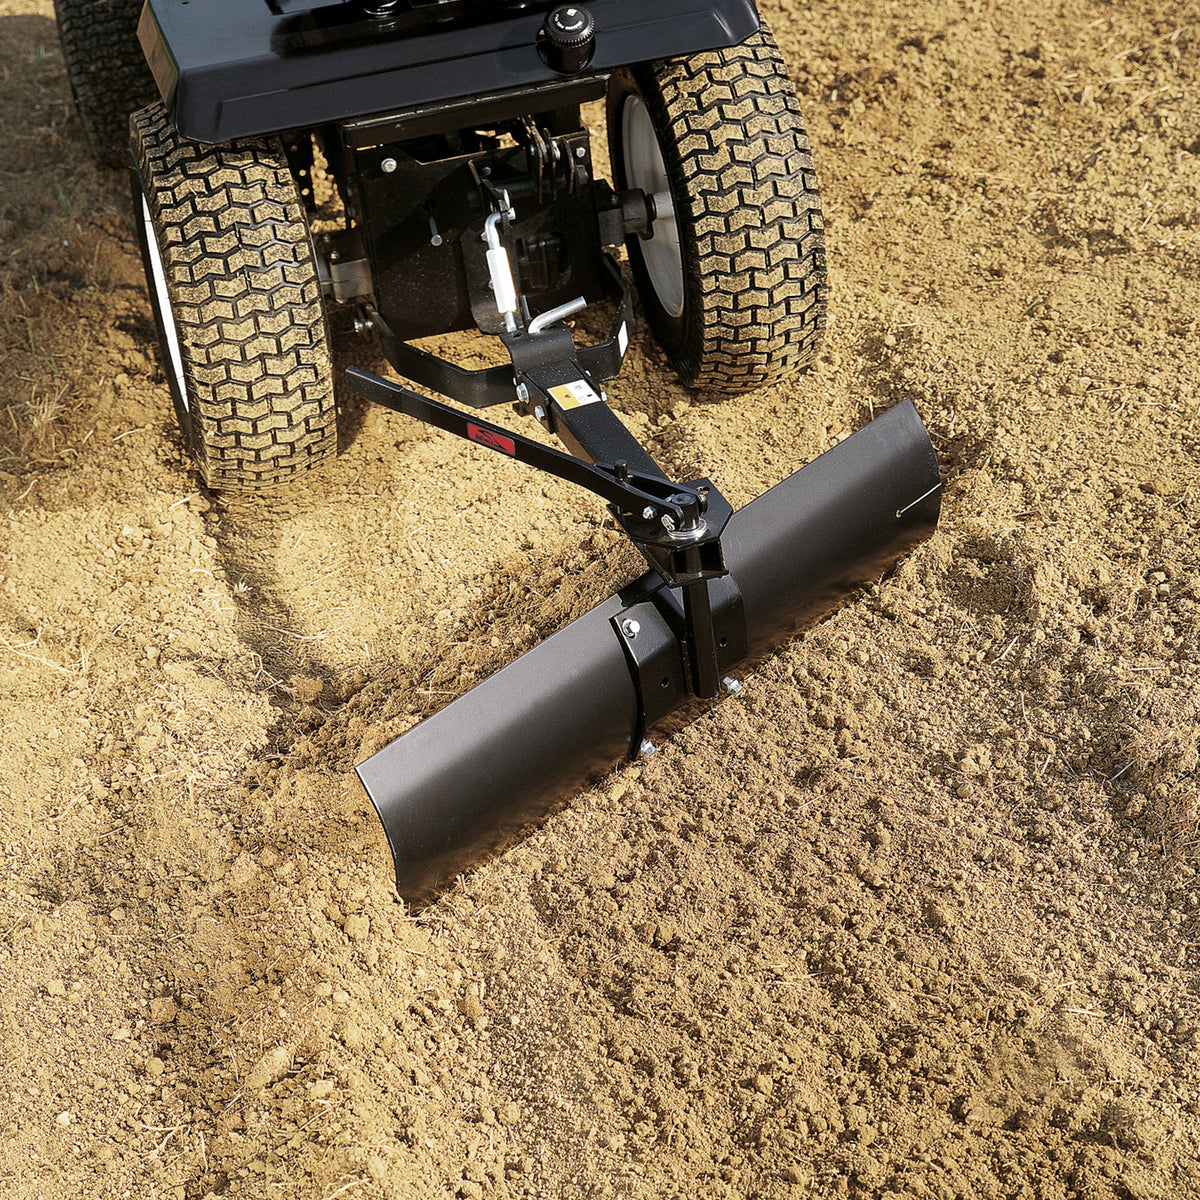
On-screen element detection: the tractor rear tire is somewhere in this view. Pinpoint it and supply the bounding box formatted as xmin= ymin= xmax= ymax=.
xmin=607 ymin=23 xmax=827 ymax=395
xmin=54 ymin=0 xmax=159 ymax=168
xmin=131 ymin=103 xmax=338 ymax=492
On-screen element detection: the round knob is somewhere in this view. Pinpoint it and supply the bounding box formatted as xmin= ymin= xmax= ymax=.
xmin=540 ymin=5 xmax=596 ymax=75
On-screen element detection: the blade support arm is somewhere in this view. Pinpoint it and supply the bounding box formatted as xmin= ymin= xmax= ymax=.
xmin=347 ymin=366 xmax=700 ymax=530
xmin=347 ymin=366 xmax=743 ymax=699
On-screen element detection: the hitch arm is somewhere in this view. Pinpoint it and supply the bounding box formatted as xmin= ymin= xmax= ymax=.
xmin=348 ymin=367 xmax=700 ymax=532
xmin=346 ymin=367 xmax=741 ymax=699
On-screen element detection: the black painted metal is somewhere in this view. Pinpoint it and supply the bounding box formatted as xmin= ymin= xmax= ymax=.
xmin=610 ymin=596 xmax=686 ymax=748
xmin=353 ymin=351 xmax=741 ymax=705
xmin=369 ymin=256 xmax=632 ymax=409
xmin=621 ymin=573 xmax=747 ymax=715
xmin=722 ymin=400 xmax=942 ymax=661
xmin=506 ymin=328 xmax=581 ymax=378
xmin=515 ymin=353 xmax=741 ymax=697
xmin=372 ymin=318 xmax=519 ymax=409
xmin=681 ymin=577 xmax=721 ymax=699
xmin=357 ymin=587 xmax=642 ymax=902
xmin=533 ymin=370 xmax=660 ymax=478
xmin=357 ymin=400 xmax=941 ymax=903
xmin=346 ymin=368 xmax=707 ymax=534
xmin=341 ymin=77 xmax=607 ymax=147
xmin=351 ymin=123 xmax=608 ymax=342
xmin=139 ymin=0 xmax=760 ymax=144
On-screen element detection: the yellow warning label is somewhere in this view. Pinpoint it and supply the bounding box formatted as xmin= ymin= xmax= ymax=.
xmin=549 ymin=380 xmax=602 ymax=410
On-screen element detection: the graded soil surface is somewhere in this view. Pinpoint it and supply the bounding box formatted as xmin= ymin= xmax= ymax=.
xmin=1 ymin=1 xmax=1198 ymax=1198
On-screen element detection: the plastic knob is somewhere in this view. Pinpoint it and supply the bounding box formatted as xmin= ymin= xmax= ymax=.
xmin=540 ymin=5 xmax=596 ymax=75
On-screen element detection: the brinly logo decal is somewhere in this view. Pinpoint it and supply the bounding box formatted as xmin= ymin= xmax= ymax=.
xmin=467 ymin=423 xmax=516 ymax=457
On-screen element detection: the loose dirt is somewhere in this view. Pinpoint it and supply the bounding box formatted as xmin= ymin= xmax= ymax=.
xmin=1 ymin=1 xmax=1198 ymax=1197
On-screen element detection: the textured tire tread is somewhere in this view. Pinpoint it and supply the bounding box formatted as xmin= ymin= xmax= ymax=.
xmin=131 ymin=104 xmax=336 ymax=491
xmin=54 ymin=0 xmax=158 ymax=168
xmin=616 ymin=25 xmax=827 ymax=393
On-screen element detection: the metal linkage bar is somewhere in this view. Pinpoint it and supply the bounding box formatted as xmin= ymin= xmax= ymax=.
xmin=346 ymin=366 xmax=742 ymax=697
xmin=353 ymin=178 xmax=740 ymax=704
xmin=347 ymin=367 xmax=698 ymax=529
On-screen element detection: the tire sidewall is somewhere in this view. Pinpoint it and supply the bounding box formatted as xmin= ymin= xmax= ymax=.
xmin=129 ymin=165 xmax=200 ymax=464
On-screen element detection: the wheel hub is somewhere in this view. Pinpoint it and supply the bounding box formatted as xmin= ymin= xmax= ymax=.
xmin=620 ymin=95 xmax=684 ymax=319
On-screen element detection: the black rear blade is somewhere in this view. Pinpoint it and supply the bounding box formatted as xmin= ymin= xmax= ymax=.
xmin=357 ymin=400 xmax=941 ymax=903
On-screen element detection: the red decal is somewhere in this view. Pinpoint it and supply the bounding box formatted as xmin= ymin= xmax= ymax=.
xmin=468 ymin=423 xmax=516 ymax=457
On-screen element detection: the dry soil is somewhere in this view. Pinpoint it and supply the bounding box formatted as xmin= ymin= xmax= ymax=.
xmin=1 ymin=1 xmax=1198 ymax=1198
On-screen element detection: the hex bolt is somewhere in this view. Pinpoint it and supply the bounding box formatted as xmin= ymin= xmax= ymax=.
xmin=639 ymin=739 xmax=656 ymax=757
xmin=575 ymin=146 xmax=587 ymax=159
xmin=515 ymin=382 xmax=530 ymax=403
xmin=621 ymin=619 xmax=641 ymax=639
xmin=642 ymin=506 xmax=656 ymax=520
xmin=534 ymin=405 xmax=547 ymax=422
xmin=722 ymin=676 xmax=743 ymax=695
xmin=381 ymin=157 xmax=398 ymax=174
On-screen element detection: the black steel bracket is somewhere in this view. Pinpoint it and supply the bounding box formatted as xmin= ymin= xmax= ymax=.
xmin=611 ymin=569 xmax=747 ymax=750
xmin=368 ymin=254 xmax=632 ymax=410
